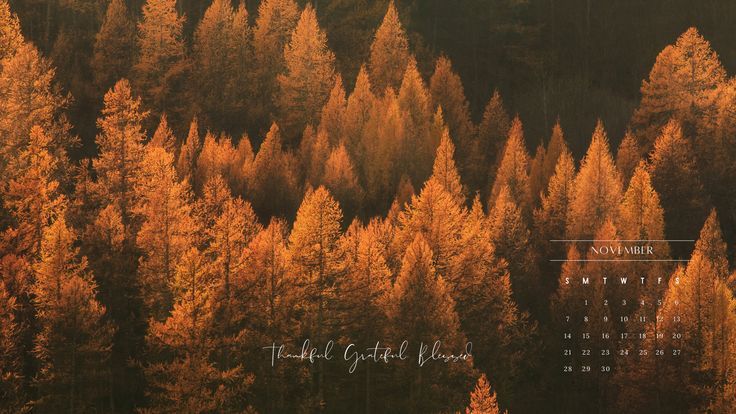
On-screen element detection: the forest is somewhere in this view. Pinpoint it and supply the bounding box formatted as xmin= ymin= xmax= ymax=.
xmin=1 ymin=0 xmax=736 ymax=413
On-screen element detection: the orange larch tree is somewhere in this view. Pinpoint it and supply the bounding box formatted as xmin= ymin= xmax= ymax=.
xmin=368 ymin=0 xmax=410 ymax=94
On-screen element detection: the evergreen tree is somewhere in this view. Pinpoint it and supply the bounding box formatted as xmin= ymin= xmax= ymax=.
xmin=343 ymin=65 xmax=375 ymax=168
xmin=176 ymin=117 xmax=201 ymax=185
xmin=278 ymin=4 xmax=336 ymax=141
xmin=615 ymin=131 xmax=641 ymax=187
xmin=92 ymin=0 xmax=136 ymax=92
xmin=94 ymin=79 xmax=147 ymax=226
xmin=0 ymin=42 xmax=73 ymax=183
xmin=368 ymin=0 xmax=410 ymax=94
xmin=251 ymin=0 xmax=299 ymax=131
xmin=466 ymin=374 xmax=505 ymax=414
xmin=429 ymin=56 xmax=475 ymax=178
xmin=319 ymin=74 xmax=347 ymax=146
xmin=648 ymin=119 xmax=709 ymax=256
xmin=489 ymin=117 xmax=530 ymax=210
xmin=150 ymin=113 xmax=176 ymax=154
xmin=566 ymin=120 xmax=623 ymax=239
xmin=631 ymin=27 xmax=726 ymax=151
xmin=428 ymin=126 xmax=465 ymax=206
xmin=398 ymin=58 xmax=434 ymax=187
xmin=4 ymin=126 xmax=65 ymax=256
xmin=541 ymin=121 xmax=569 ymax=193
xmin=0 ymin=0 xmax=22 ymax=62
xmin=385 ymin=234 xmax=474 ymax=413
xmin=475 ymin=90 xmax=511 ymax=192
xmin=32 ymin=217 xmax=113 ymax=413
xmin=133 ymin=0 xmax=189 ymax=129
xmin=134 ymin=146 xmax=196 ymax=319
xmin=322 ymin=144 xmax=363 ymax=220
xmin=289 ymin=186 xmax=343 ymax=408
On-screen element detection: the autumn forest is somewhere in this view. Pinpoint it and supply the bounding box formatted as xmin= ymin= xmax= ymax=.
xmin=1 ymin=0 xmax=736 ymax=413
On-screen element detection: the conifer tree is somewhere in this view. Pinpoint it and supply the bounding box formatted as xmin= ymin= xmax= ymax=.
xmin=4 ymin=126 xmax=65 ymax=256
xmin=541 ymin=121 xmax=569 ymax=192
xmin=648 ymin=119 xmax=709 ymax=255
xmin=0 ymin=280 xmax=24 ymax=412
xmin=92 ymin=0 xmax=136 ymax=92
xmin=133 ymin=0 xmax=189 ymax=128
xmin=657 ymin=211 xmax=736 ymax=412
xmin=398 ymin=58 xmax=434 ymax=186
xmin=632 ymin=27 xmax=726 ymax=150
xmin=322 ymin=144 xmax=363 ymax=220
xmin=0 ymin=0 xmax=22 ymax=62
xmin=566 ymin=120 xmax=623 ymax=239
xmin=489 ymin=117 xmax=530 ymax=210
xmin=289 ymin=186 xmax=343 ymax=407
xmin=150 ymin=113 xmax=176 ymax=154
xmin=615 ymin=131 xmax=641 ymax=187
xmin=193 ymin=0 xmax=251 ymax=133
xmin=466 ymin=374 xmax=505 ymax=414
xmin=428 ymin=126 xmax=465 ymax=206
xmin=385 ymin=234 xmax=473 ymax=413
xmin=94 ymin=79 xmax=148 ymax=226
xmin=368 ymin=0 xmax=410 ymax=94
xmin=488 ymin=185 xmax=536 ymax=312
xmin=247 ymin=123 xmax=300 ymax=218
xmin=278 ymin=4 xmax=336 ymax=141
xmin=144 ymin=247 xmax=253 ymax=413
xmin=251 ymin=0 xmax=299 ymax=129
xmin=475 ymin=90 xmax=511 ymax=191
xmin=319 ymin=74 xmax=347 ymax=146
xmin=430 ymin=56 xmax=475 ymax=176
xmin=134 ymin=146 xmax=196 ymax=319
xmin=618 ymin=163 xmax=665 ymax=242
xmin=528 ymin=143 xmax=546 ymax=208
xmin=398 ymin=179 xmax=465 ymax=279
xmin=176 ymin=117 xmax=201 ymax=185
xmin=32 ymin=217 xmax=113 ymax=413
xmin=343 ymin=65 xmax=375 ymax=165
xmin=0 ymin=42 xmax=73 ymax=182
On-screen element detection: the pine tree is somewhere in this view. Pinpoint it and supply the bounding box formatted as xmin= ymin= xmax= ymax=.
xmin=657 ymin=211 xmax=736 ymax=412
xmin=243 ymin=218 xmax=300 ymax=413
xmin=566 ymin=120 xmax=623 ymax=239
xmin=428 ymin=126 xmax=465 ymax=206
xmin=429 ymin=56 xmax=475 ymax=177
xmin=150 ymin=113 xmax=176 ymax=154
xmin=322 ymin=144 xmax=363 ymax=220
xmin=385 ymin=234 xmax=473 ymax=413
xmin=0 ymin=42 xmax=72 ymax=182
xmin=251 ymin=0 xmax=299 ymax=130
xmin=94 ymin=79 xmax=148 ymax=226
xmin=343 ymin=65 xmax=375 ymax=167
xmin=134 ymin=146 xmax=196 ymax=319
xmin=0 ymin=280 xmax=24 ymax=412
xmin=133 ymin=0 xmax=189 ymax=128
xmin=144 ymin=247 xmax=253 ymax=413
xmin=541 ymin=121 xmax=569 ymax=192
xmin=4 ymin=126 xmax=65 ymax=256
xmin=368 ymin=0 xmax=410 ymax=94
xmin=319 ymin=74 xmax=347 ymax=146
xmin=289 ymin=186 xmax=343 ymax=407
xmin=466 ymin=374 xmax=504 ymax=414
xmin=247 ymin=123 xmax=300 ymax=218
xmin=92 ymin=0 xmax=136 ymax=92
xmin=32 ymin=217 xmax=113 ymax=413
xmin=193 ymin=0 xmax=251 ymax=133
xmin=475 ymin=90 xmax=511 ymax=191
xmin=0 ymin=0 xmax=23 ymax=62
xmin=648 ymin=119 xmax=709 ymax=255
xmin=176 ymin=117 xmax=201 ymax=185
xmin=398 ymin=58 xmax=434 ymax=186
xmin=615 ymin=131 xmax=641 ymax=187
xmin=489 ymin=117 xmax=530 ymax=210
xmin=631 ymin=28 xmax=726 ymax=151
xmin=277 ymin=4 xmax=336 ymax=141
xmin=528 ymin=143 xmax=546 ymax=208
xmin=398 ymin=179 xmax=465 ymax=279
